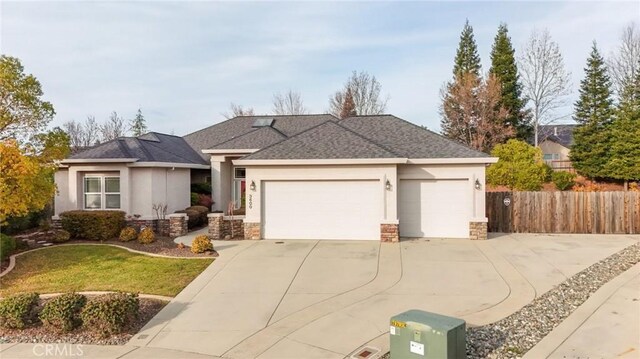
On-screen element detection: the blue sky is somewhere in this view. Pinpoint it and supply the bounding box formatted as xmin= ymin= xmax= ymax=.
xmin=2 ymin=1 xmax=638 ymax=136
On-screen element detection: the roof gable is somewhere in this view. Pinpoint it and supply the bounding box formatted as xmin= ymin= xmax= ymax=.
xmin=538 ymin=125 xmax=577 ymax=148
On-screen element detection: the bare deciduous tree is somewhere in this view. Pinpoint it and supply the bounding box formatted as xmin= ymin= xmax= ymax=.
xmin=100 ymin=111 xmax=127 ymax=141
xmin=272 ymin=90 xmax=307 ymax=115
xmin=62 ymin=115 xmax=102 ymax=150
xmin=607 ymin=22 xmax=640 ymax=97
xmin=440 ymin=73 xmax=514 ymax=153
xmin=328 ymin=71 xmax=388 ymax=117
xmin=519 ymin=29 xmax=572 ymax=146
xmin=84 ymin=115 xmax=101 ymax=145
xmin=222 ymin=103 xmax=255 ymax=119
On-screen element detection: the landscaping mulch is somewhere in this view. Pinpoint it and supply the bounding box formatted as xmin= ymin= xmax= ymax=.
xmin=381 ymin=242 xmax=640 ymax=359
xmin=73 ymin=236 xmax=218 ymax=258
xmin=0 ymin=298 xmax=166 ymax=345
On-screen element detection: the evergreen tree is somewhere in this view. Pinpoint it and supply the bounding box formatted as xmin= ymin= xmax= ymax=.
xmin=570 ymin=42 xmax=615 ymax=179
xmin=129 ymin=108 xmax=147 ymax=136
xmin=489 ymin=23 xmax=531 ymax=140
xmin=339 ymin=87 xmax=357 ymax=119
xmin=603 ymin=64 xmax=640 ymax=186
xmin=453 ymin=20 xmax=482 ymax=77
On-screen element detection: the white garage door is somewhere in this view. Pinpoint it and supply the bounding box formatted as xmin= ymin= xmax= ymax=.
xmin=263 ymin=180 xmax=381 ymax=240
xmin=399 ymin=179 xmax=471 ymax=238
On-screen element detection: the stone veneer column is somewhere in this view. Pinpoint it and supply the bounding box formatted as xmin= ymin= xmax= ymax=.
xmin=208 ymin=213 xmax=224 ymax=240
xmin=244 ymin=222 xmax=261 ymax=240
xmin=380 ymin=223 xmax=399 ymax=242
xmin=469 ymin=221 xmax=488 ymax=240
xmin=168 ymin=213 xmax=188 ymax=238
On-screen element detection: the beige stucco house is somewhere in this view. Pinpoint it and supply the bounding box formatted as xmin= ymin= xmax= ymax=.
xmin=537 ymin=125 xmax=577 ymax=171
xmin=55 ymin=114 xmax=497 ymax=241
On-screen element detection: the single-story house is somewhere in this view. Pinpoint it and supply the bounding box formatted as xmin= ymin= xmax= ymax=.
xmin=537 ymin=124 xmax=577 ymax=171
xmin=55 ymin=114 xmax=497 ymax=241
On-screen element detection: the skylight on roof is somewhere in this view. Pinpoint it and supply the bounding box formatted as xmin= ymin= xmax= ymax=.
xmin=252 ymin=118 xmax=274 ymax=128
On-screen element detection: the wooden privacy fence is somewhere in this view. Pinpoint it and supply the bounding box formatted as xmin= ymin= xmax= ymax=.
xmin=487 ymin=191 xmax=640 ymax=234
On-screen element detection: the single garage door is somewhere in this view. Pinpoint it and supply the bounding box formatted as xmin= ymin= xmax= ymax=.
xmin=263 ymin=180 xmax=381 ymax=240
xmin=399 ymin=179 xmax=471 ymax=238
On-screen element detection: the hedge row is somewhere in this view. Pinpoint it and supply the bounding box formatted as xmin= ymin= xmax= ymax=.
xmin=60 ymin=211 xmax=126 ymax=241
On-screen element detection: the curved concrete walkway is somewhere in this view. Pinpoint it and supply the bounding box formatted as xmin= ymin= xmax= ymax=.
xmin=1 ymin=234 xmax=637 ymax=359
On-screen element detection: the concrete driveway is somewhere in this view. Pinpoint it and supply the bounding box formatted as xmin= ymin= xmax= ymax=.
xmin=128 ymin=234 xmax=638 ymax=358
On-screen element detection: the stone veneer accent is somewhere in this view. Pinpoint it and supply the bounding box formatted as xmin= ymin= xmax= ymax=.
xmin=244 ymin=222 xmax=261 ymax=240
xmin=469 ymin=221 xmax=488 ymax=240
xmin=168 ymin=213 xmax=188 ymax=238
xmin=208 ymin=213 xmax=245 ymax=240
xmin=208 ymin=213 xmax=223 ymax=239
xmin=380 ymin=223 xmax=399 ymax=242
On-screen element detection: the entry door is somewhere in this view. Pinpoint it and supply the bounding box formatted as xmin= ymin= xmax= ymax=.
xmin=398 ymin=179 xmax=471 ymax=238
xmin=262 ymin=180 xmax=381 ymax=240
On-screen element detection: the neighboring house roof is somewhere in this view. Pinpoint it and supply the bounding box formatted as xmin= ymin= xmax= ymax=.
xmin=183 ymin=114 xmax=336 ymax=158
xmin=65 ymin=132 xmax=208 ymax=165
xmin=537 ymin=124 xmax=578 ymax=148
xmin=242 ymin=115 xmax=488 ymax=160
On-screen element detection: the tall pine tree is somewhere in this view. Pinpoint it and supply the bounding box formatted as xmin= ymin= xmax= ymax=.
xmin=570 ymin=42 xmax=615 ymax=179
xmin=129 ymin=108 xmax=147 ymax=136
xmin=453 ymin=20 xmax=482 ymax=77
xmin=489 ymin=23 xmax=531 ymax=140
xmin=603 ymin=62 xmax=640 ymax=186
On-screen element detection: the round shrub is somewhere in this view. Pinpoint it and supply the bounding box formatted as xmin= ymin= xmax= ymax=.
xmin=39 ymin=293 xmax=87 ymax=332
xmin=191 ymin=235 xmax=213 ymax=254
xmin=552 ymin=171 xmax=577 ymax=191
xmin=1 ymin=233 xmax=17 ymax=260
xmin=119 ymin=227 xmax=138 ymax=242
xmin=175 ymin=209 xmax=201 ymax=228
xmin=186 ymin=205 xmax=209 ymax=224
xmin=137 ymin=227 xmax=155 ymax=244
xmin=80 ymin=292 xmax=139 ymax=337
xmin=51 ymin=229 xmax=71 ymax=243
xmin=0 ymin=292 xmax=39 ymax=329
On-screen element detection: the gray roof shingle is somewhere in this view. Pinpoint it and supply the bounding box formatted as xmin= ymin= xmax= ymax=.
xmin=183 ymin=114 xmax=336 ymax=159
xmin=209 ymin=126 xmax=286 ymax=150
xmin=338 ymin=115 xmax=489 ymax=158
xmin=538 ymin=124 xmax=577 ymax=148
xmin=241 ymin=121 xmax=399 ymax=160
xmin=67 ymin=132 xmax=207 ymax=165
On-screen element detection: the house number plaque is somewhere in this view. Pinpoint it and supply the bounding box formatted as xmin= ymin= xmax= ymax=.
xmin=503 ymin=197 xmax=511 ymax=207
xmin=248 ymin=195 xmax=253 ymax=209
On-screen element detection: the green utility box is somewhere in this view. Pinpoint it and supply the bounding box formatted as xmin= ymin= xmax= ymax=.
xmin=390 ymin=310 xmax=466 ymax=359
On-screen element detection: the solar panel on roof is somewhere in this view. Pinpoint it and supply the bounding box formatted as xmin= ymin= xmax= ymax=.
xmin=252 ymin=118 xmax=274 ymax=128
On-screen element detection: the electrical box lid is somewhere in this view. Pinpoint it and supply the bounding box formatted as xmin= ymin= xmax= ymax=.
xmin=391 ymin=310 xmax=465 ymax=332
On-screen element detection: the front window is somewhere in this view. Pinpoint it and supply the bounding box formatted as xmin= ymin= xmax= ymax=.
xmin=543 ymin=154 xmax=553 ymax=160
xmin=84 ymin=176 xmax=120 ymax=210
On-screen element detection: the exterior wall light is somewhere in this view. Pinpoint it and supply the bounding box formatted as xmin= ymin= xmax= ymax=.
xmin=475 ymin=179 xmax=482 ymax=190
xmin=250 ymin=180 xmax=256 ymax=191
xmin=386 ymin=180 xmax=392 ymax=191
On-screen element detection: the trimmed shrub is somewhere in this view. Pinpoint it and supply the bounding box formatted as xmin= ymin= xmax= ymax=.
xmin=80 ymin=292 xmax=139 ymax=337
xmin=1 ymin=233 xmax=17 ymax=260
xmin=137 ymin=227 xmax=155 ymax=244
xmin=191 ymin=235 xmax=213 ymax=254
xmin=0 ymin=292 xmax=39 ymax=329
xmin=190 ymin=192 xmax=199 ymax=206
xmin=51 ymin=229 xmax=71 ymax=243
xmin=119 ymin=227 xmax=138 ymax=242
xmin=60 ymin=211 xmax=125 ymax=241
xmin=487 ymin=139 xmax=548 ymax=191
xmin=39 ymin=293 xmax=87 ymax=332
xmin=186 ymin=206 xmax=209 ymax=224
xmin=190 ymin=182 xmax=211 ymax=195
xmin=175 ymin=209 xmax=201 ymax=228
xmin=552 ymin=171 xmax=577 ymax=190
xmin=196 ymin=194 xmax=213 ymax=208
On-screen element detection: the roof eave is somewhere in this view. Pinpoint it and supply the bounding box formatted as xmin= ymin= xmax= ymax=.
xmin=202 ymin=149 xmax=259 ymax=155
xmin=407 ymin=157 xmax=498 ymax=164
xmin=61 ymin=158 xmax=138 ymax=164
xmin=127 ymin=162 xmax=210 ymax=169
xmin=233 ymin=158 xmax=408 ymax=166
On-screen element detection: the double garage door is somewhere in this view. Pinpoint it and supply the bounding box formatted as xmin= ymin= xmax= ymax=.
xmin=262 ymin=180 xmax=381 ymax=240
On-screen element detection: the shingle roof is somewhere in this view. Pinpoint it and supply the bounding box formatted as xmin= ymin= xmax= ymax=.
xmin=183 ymin=114 xmax=336 ymax=159
xmin=242 ymin=121 xmax=399 ymax=160
xmin=67 ymin=132 xmax=207 ymax=165
xmin=538 ymin=124 xmax=577 ymax=148
xmin=338 ymin=115 xmax=489 ymax=158
xmin=208 ymin=126 xmax=286 ymax=150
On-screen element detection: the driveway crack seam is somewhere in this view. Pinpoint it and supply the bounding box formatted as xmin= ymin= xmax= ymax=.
xmin=512 ymin=236 xmax=568 ymax=282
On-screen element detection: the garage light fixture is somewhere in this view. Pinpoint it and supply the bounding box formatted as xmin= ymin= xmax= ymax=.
xmin=386 ymin=180 xmax=392 ymax=191
xmin=475 ymin=179 xmax=481 ymax=190
xmin=250 ymin=180 xmax=256 ymax=191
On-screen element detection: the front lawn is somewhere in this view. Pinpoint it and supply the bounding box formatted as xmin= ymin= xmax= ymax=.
xmin=0 ymin=245 xmax=213 ymax=297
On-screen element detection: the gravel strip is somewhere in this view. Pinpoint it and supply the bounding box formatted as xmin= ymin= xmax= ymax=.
xmin=380 ymin=242 xmax=640 ymax=359
xmin=466 ymin=242 xmax=640 ymax=358
xmin=0 ymin=298 xmax=166 ymax=345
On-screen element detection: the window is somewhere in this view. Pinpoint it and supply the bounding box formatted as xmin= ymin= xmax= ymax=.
xmin=543 ymin=154 xmax=553 ymax=160
xmin=232 ymin=168 xmax=246 ymax=210
xmin=234 ymin=167 xmax=246 ymax=179
xmin=84 ymin=176 xmax=120 ymax=210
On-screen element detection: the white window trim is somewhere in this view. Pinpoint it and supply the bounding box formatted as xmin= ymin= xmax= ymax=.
xmin=232 ymin=167 xmax=246 ymax=210
xmin=83 ymin=175 xmax=121 ymax=210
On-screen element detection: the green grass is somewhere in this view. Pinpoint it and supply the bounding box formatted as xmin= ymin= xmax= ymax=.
xmin=0 ymin=245 xmax=213 ymax=297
